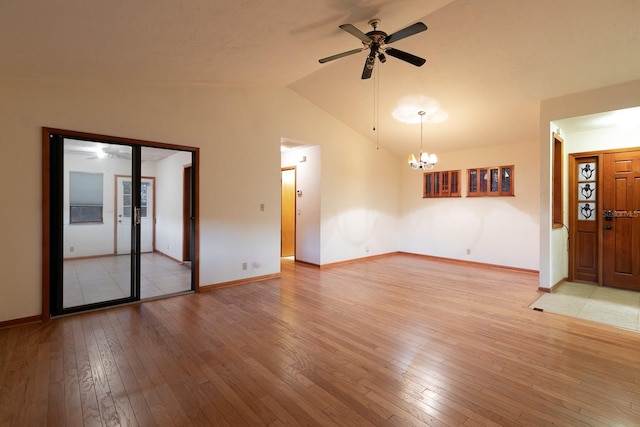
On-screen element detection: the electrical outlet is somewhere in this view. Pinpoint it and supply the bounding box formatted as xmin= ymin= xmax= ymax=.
xmin=466 ymin=248 xmax=471 ymax=255
xmin=242 ymin=262 xmax=248 ymax=270
xmin=260 ymin=203 xmax=265 ymax=211
xmin=69 ymin=246 xmax=74 ymax=253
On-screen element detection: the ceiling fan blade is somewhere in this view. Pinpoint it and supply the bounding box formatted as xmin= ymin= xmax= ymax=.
xmin=319 ymin=48 xmax=364 ymax=64
xmin=385 ymin=22 xmax=427 ymax=44
xmin=361 ymin=56 xmax=375 ymax=79
xmin=385 ymin=48 xmax=426 ymax=67
xmin=339 ymin=23 xmax=372 ymax=43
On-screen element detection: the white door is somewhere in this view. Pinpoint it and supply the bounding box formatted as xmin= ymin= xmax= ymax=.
xmin=116 ymin=176 xmax=154 ymax=254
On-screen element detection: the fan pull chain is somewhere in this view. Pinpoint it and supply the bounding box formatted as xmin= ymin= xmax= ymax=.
xmin=372 ymin=69 xmax=376 ymax=133
xmin=373 ymin=62 xmax=380 ymax=150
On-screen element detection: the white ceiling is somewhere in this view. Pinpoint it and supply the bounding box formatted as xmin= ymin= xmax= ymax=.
xmin=2 ymin=0 xmax=640 ymax=157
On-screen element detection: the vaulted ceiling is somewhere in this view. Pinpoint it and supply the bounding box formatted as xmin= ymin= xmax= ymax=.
xmin=2 ymin=0 xmax=639 ymax=157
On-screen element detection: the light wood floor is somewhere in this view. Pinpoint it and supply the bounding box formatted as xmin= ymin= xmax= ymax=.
xmin=2 ymin=254 xmax=640 ymax=426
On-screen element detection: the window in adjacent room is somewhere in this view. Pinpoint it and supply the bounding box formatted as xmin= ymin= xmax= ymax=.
xmin=69 ymin=171 xmax=104 ymax=223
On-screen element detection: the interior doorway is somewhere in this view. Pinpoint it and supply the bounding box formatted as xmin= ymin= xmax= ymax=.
xmin=281 ymin=167 xmax=296 ymax=257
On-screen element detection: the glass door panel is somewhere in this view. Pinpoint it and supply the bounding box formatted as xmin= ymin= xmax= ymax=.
xmin=139 ymin=146 xmax=194 ymax=299
xmin=61 ymin=139 xmax=135 ymax=310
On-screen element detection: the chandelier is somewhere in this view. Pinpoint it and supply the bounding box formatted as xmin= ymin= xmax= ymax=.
xmin=408 ymin=110 xmax=438 ymax=170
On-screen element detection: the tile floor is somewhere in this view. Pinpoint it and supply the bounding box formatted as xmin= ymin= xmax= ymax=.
xmin=530 ymin=281 xmax=640 ymax=332
xmin=63 ymin=253 xmax=192 ymax=308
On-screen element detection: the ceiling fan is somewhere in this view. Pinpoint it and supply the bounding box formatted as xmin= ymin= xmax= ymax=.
xmin=84 ymin=144 xmax=132 ymax=160
xmin=319 ymin=19 xmax=427 ymax=79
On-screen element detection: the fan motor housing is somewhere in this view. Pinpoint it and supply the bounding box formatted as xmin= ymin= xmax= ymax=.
xmin=365 ymin=30 xmax=387 ymax=44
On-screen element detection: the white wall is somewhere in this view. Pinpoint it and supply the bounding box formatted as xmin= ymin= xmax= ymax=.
xmin=320 ymin=138 xmax=400 ymax=265
xmin=564 ymin=125 xmax=640 ymax=154
xmin=539 ymin=78 xmax=640 ymax=289
xmin=154 ymin=151 xmax=192 ymax=261
xmin=398 ymin=140 xmax=540 ymax=270
xmin=0 ymin=79 xmax=401 ymax=322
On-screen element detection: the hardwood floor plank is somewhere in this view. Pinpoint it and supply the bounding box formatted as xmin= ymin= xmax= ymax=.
xmin=403 ymin=369 xmax=519 ymax=426
xmin=3 ymin=255 xmax=640 ymax=425
xmin=259 ymin=394 xmax=302 ymax=426
xmin=197 ymin=377 xmax=252 ymax=426
xmin=26 ymin=341 xmax=51 ymax=424
xmin=103 ymin=310 xmax=158 ymax=427
xmin=76 ymin=347 xmax=103 ymax=426
xmin=47 ymin=379 xmax=65 ymax=426
xmin=85 ymin=317 xmax=122 ymax=426
xmin=63 ymin=366 xmax=86 ymax=427
xmin=4 ymin=326 xmax=39 ymax=426
xmin=153 ymin=382 xmax=195 ymax=426
xmin=291 ymin=359 xmax=393 ymax=423
xmin=241 ymin=356 xmax=346 ymax=426
xmin=198 ymin=353 xmax=279 ymax=423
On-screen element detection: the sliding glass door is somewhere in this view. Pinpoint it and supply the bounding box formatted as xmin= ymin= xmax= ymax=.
xmin=50 ymin=138 xmax=139 ymax=313
xmin=45 ymin=129 xmax=198 ymax=317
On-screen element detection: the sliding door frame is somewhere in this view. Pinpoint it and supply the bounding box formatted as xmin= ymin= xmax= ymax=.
xmin=42 ymin=127 xmax=200 ymax=320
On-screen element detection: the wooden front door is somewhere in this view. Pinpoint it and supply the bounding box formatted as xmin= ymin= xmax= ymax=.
xmin=603 ymin=150 xmax=640 ymax=290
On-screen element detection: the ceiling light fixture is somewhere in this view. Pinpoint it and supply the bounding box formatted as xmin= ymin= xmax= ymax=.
xmin=408 ymin=111 xmax=437 ymax=170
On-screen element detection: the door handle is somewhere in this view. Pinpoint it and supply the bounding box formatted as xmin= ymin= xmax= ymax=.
xmin=605 ymin=225 xmax=612 ymax=230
